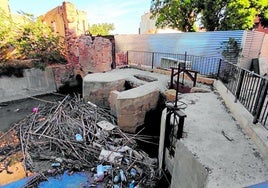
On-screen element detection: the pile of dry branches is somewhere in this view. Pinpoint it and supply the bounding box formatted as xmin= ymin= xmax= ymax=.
xmin=1 ymin=95 xmax=160 ymax=187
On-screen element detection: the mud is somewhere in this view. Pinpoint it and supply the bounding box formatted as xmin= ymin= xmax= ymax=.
xmin=0 ymin=93 xmax=65 ymax=132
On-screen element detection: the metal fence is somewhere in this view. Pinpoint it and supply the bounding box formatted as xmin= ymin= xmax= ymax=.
xmin=127 ymin=50 xmax=222 ymax=76
xmin=126 ymin=50 xmax=268 ymax=129
xmin=218 ymin=61 xmax=268 ymax=129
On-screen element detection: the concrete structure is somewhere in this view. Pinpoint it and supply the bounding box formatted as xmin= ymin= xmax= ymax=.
xmin=259 ymin=34 xmax=268 ymax=75
xmin=139 ymin=12 xmax=181 ymax=34
xmin=0 ymin=68 xmax=57 ymax=103
xmin=83 ymin=68 xmax=169 ymax=132
xmin=159 ymin=84 xmax=268 ymax=187
xmin=0 ymin=0 xmax=10 ymax=16
xmin=171 ymin=142 xmax=208 ymax=188
xmin=139 ymin=12 xmax=158 ymax=34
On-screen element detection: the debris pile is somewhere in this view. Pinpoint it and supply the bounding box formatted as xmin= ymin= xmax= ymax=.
xmin=0 ymin=95 xmax=160 ymax=187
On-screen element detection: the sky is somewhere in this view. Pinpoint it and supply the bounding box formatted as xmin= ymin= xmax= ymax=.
xmin=9 ymin=0 xmax=152 ymax=34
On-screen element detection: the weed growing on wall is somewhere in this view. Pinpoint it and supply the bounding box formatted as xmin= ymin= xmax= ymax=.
xmin=0 ymin=10 xmax=67 ymax=76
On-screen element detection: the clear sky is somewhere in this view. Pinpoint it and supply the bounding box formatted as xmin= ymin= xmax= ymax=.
xmin=9 ymin=0 xmax=152 ymax=34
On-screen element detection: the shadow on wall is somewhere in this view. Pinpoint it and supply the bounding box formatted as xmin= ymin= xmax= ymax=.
xmin=58 ymin=74 xmax=83 ymax=95
xmin=135 ymin=94 xmax=166 ymax=158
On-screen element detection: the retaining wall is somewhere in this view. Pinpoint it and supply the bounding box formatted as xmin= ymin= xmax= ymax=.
xmin=0 ymin=68 xmax=57 ymax=103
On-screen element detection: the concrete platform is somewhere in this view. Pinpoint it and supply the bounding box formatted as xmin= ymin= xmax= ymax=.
xmin=174 ymin=87 xmax=268 ymax=187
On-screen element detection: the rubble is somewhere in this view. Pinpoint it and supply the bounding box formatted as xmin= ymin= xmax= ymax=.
xmin=0 ymin=95 xmax=160 ymax=187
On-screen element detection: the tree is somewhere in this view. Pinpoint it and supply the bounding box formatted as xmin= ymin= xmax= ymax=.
xmin=199 ymin=0 xmax=228 ymax=31
xmin=150 ymin=0 xmax=200 ymax=32
xmin=0 ymin=11 xmax=66 ymax=69
xmin=0 ymin=8 xmax=16 ymax=61
xmin=14 ymin=12 xmax=66 ymax=66
xmin=89 ymin=23 xmax=115 ymax=36
xmin=150 ymin=0 xmax=268 ymax=31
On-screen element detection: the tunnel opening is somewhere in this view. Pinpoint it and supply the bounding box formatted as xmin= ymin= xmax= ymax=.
xmin=123 ymin=80 xmax=140 ymax=90
xmin=58 ymin=74 xmax=83 ymax=95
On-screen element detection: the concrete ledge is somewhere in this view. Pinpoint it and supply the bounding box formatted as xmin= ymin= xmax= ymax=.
xmin=214 ymin=80 xmax=268 ymax=160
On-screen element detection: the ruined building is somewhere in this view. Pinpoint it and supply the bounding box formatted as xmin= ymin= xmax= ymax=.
xmin=41 ymin=2 xmax=113 ymax=76
xmin=41 ymin=2 xmax=88 ymax=37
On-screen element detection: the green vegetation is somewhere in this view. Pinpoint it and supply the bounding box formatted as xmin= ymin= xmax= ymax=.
xmin=221 ymin=37 xmax=241 ymax=63
xmin=150 ymin=0 xmax=199 ymax=32
xmin=89 ymin=23 xmax=115 ymax=36
xmin=150 ymin=0 xmax=268 ymax=31
xmin=0 ymin=10 xmax=66 ymax=76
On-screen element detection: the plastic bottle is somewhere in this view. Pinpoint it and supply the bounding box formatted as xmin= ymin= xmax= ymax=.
xmin=97 ymin=164 xmax=104 ymax=181
xmin=130 ymin=168 xmax=137 ymax=177
xmin=75 ymin=134 xmax=83 ymax=141
xmin=129 ymin=180 xmax=135 ymax=188
xmin=113 ymin=175 xmax=119 ymax=183
xmin=120 ymin=169 xmax=126 ymax=182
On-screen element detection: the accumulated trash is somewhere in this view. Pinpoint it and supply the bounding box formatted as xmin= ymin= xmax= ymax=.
xmin=0 ymin=95 xmax=160 ymax=187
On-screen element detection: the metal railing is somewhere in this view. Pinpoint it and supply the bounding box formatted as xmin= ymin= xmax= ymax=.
xmin=125 ymin=50 xmax=268 ymax=129
xmin=127 ymin=50 xmax=222 ymax=77
xmin=218 ymin=61 xmax=268 ymax=128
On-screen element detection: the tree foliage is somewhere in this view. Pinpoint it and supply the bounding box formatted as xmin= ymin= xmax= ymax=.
xmin=0 ymin=10 xmax=66 ymax=69
xmin=89 ymin=23 xmax=115 ymax=36
xmin=150 ymin=0 xmax=200 ymax=32
xmin=150 ymin=0 xmax=268 ymax=31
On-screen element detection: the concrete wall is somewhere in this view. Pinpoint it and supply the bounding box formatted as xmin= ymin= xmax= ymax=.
xmin=0 ymin=68 xmax=56 ymax=103
xmin=170 ymin=141 xmax=208 ymax=188
xmin=83 ymin=78 xmax=125 ymax=107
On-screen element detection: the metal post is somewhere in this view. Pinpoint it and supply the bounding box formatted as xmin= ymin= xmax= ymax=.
xmin=235 ymin=69 xmax=245 ymax=102
xmin=126 ymin=51 xmax=129 ymax=65
xmin=176 ymin=111 xmax=186 ymax=139
xmin=253 ymin=79 xmax=268 ymax=124
xmin=217 ymin=59 xmax=222 ymax=79
xmin=151 ymin=52 xmax=154 ymax=69
xmin=175 ymin=64 xmax=180 ymax=108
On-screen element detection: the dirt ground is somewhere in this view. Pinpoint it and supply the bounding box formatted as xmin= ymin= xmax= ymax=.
xmin=0 ymin=93 xmax=66 ymax=185
xmin=0 ymin=93 xmax=65 ymax=132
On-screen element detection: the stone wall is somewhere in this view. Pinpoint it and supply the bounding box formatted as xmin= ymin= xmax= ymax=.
xmin=50 ymin=64 xmax=74 ymax=89
xmin=73 ymin=36 xmax=113 ymax=75
xmin=41 ymin=2 xmax=112 ymax=75
xmin=115 ymin=52 xmax=128 ymax=67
